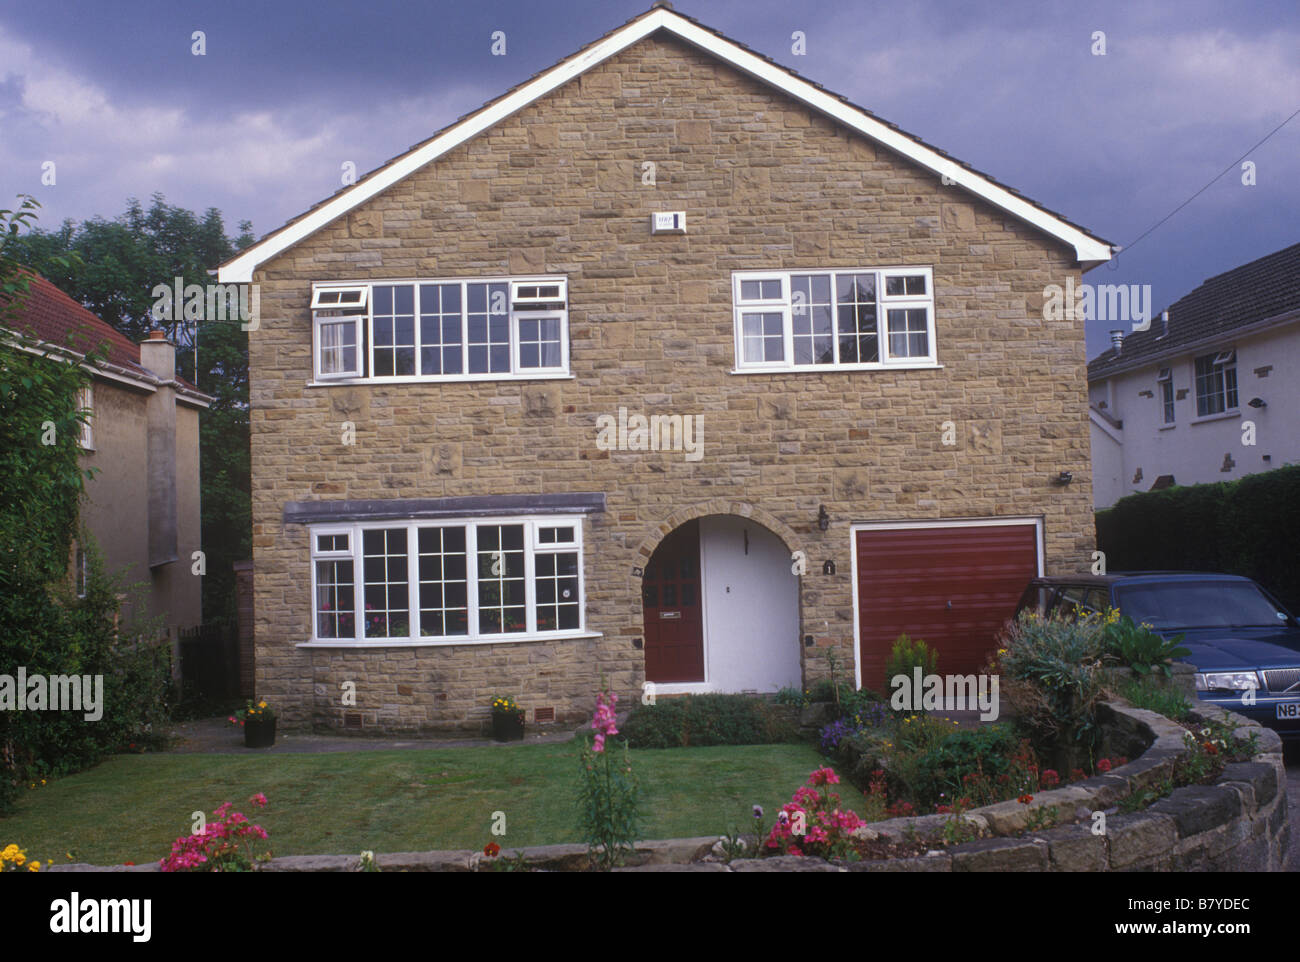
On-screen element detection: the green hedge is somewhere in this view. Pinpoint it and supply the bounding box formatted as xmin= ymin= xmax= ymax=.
xmin=1095 ymin=465 xmax=1300 ymax=613
xmin=620 ymin=694 xmax=801 ymax=749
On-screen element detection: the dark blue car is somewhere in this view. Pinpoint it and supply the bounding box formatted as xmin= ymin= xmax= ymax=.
xmin=1015 ymin=573 xmax=1300 ymax=738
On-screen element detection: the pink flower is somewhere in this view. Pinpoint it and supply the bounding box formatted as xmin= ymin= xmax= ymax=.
xmin=807 ymin=767 xmax=840 ymax=787
xmin=249 ymin=793 xmax=268 ymax=808
xmin=592 ymin=733 xmax=605 ymax=753
xmin=1097 ymin=758 xmax=1112 ymax=773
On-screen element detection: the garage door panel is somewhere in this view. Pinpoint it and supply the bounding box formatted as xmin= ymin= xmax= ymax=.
xmin=855 ymin=523 xmax=1039 ymax=688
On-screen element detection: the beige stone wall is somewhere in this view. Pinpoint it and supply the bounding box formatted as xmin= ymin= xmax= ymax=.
xmin=78 ymin=381 xmax=204 ymax=636
xmin=249 ymin=33 xmax=1097 ymax=733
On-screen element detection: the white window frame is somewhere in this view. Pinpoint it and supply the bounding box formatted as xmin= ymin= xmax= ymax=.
xmin=731 ymin=266 xmax=938 ymax=372
xmin=312 ymin=287 xmax=368 ymax=380
xmin=78 ymin=384 xmax=94 ymax=450
xmin=309 ymin=276 xmax=570 ymax=385
xmin=1157 ymin=368 xmax=1175 ymax=425
xmin=1194 ymin=348 xmax=1239 ymax=418
xmin=306 ymin=515 xmax=587 ymax=646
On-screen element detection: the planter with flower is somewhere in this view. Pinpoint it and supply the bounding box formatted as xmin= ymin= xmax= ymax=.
xmin=490 ymin=695 xmax=525 ymax=742
xmin=229 ymin=698 xmax=277 ymax=748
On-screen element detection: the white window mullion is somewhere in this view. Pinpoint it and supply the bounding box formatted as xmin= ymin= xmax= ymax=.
xmin=524 ymin=522 xmax=537 ymax=634
xmin=461 ymin=282 xmax=470 ymax=378
xmin=407 ymin=522 xmax=419 ymax=641
xmin=466 ymin=522 xmax=480 ymax=642
xmin=412 ymin=285 xmax=423 ymax=378
xmin=351 ymin=524 xmax=363 ymax=641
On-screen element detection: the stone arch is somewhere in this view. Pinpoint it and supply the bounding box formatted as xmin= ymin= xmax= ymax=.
xmin=632 ymin=499 xmax=801 ymax=564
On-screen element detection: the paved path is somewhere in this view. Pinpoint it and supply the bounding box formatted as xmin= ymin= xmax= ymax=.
xmin=164 ymin=716 xmax=579 ymax=754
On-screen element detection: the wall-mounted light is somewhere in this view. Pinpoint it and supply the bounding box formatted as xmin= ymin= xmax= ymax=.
xmin=804 ymin=635 xmax=815 ymax=648
xmin=1052 ymin=471 xmax=1073 ymax=486
xmin=817 ymin=505 xmax=830 ymax=531
xmin=1248 ymin=397 xmax=1267 ymax=409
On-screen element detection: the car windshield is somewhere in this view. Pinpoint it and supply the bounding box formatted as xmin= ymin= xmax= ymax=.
xmin=1114 ymin=581 xmax=1291 ymax=630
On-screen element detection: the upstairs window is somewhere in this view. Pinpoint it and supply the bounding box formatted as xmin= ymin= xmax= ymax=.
xmin=1194 ymin=350 xmax=1237 ymax=417
xmin=310 ymin=276 xmax=568 ymax=383
xmin=732 ymin=267 xmax=935 ymax=371
xmin=1157 ymin=367 xmax=1174 ymax=424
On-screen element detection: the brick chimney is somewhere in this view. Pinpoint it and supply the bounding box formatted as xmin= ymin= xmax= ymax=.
xmin=139 ymin=330 xmax=178 ymax=567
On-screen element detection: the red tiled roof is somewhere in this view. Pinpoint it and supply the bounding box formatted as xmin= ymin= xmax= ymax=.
xmin=1 ymin=271 xmax=204 ymax=393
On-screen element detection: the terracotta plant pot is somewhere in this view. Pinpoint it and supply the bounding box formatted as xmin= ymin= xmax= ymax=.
xmin=492 ymin=711 xmax=525 ymax=742
xmin=244 ymin=717 xmax=277 ymax=748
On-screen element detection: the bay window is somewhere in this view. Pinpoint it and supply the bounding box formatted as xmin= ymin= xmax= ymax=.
xmin=308 ymin=517 xmax=585 ymax=643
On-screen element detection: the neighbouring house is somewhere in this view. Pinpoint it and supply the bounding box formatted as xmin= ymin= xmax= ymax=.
xmin=3 ymin=273 xmax=212 ymax=645
xmin=218 ymin=3 xmax=1114 ymax=734
xmin=1088 ymin=241 xmax=1300 ymax=509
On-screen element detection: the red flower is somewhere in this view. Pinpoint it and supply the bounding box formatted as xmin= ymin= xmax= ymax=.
xmin=1204 ymin=742 xmax=1219 ymax=755
xmin=124 ymin=861 xmax=135 ymax=866
xmin=1017 ymin=794 xmax=1034 ymax=805
xmin=1097 ymin=758 xmax=1112 ymax=773
xmin=484 ymin=842 xmax=500 ymax=857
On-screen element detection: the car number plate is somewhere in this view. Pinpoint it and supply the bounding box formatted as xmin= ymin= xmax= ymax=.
xmin=1276 ymin=703 xmax=1300 ymax=720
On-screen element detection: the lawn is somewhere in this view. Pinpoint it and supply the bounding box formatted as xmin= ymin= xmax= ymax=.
xmin=3 ymin=740 xmax=850 ymax=865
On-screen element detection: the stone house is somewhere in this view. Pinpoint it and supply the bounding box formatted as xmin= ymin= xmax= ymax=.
xmin=5 ymin=273 xmax=210 ymax=642
xmin=218 ymin=4 xmax=1113 ymax=733
xmin=1088 ymin=241 xmax=1300 ymax=508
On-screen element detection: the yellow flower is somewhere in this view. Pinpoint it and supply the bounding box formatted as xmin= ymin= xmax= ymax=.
xmin=28 ymin=861 xmax=40 ymax=872
xmin=259 ymin=701 xmax=267 ymax=708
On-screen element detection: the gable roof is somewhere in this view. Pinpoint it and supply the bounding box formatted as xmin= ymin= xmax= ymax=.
xmin=217 ymin=3 xmax=1113 ymax=283
xmin=1 ymin=272 xmax=212 ymax=404
xmin=1088 ymin=240 xmax=1300 ymax=381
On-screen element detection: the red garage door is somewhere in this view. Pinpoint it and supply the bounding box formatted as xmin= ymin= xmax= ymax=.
xmin=854 ymin=522 xmax=1040 ymax=690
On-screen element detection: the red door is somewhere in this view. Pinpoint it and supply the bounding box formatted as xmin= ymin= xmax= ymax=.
xmin=643 ymin=520 xmax=705 ymax=683
xmin=855 ymin=522 xmax=1039 ymax=688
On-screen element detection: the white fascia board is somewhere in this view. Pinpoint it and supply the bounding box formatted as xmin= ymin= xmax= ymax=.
xmin=218 ymin=8 xmax=1110 ymax=283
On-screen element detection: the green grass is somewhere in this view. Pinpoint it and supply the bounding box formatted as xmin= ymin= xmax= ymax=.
xmin=3 ymin=740 xmax=847 ymax=865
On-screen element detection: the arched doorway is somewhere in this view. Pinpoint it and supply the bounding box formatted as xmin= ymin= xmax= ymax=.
xmin=642 ymin=515 xmax=800 ymax=693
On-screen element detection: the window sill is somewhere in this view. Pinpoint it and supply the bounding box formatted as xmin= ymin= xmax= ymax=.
xmin=729 ymin=362 xmax=943 ymax=375
xmin=307 ymin=373 xmax=575 ymax=387
xmin=1190 ymin=409 xmax=1240 ymax=426
xmin=297 ymin=630 xmax=602 ymax=649
xmin=1158 ymin=423 xmax=1176 ymax=431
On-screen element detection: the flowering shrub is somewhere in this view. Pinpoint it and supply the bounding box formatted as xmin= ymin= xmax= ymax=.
xmin=819 ymin=701 xmax=888 ymax=751
xmin=764 ymin=767 xmax=864 ymax=859
xmin=576 ymin=687 xmax=641 ymax=870
xmin=159 ymin=793 xmax=271 ymax=872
